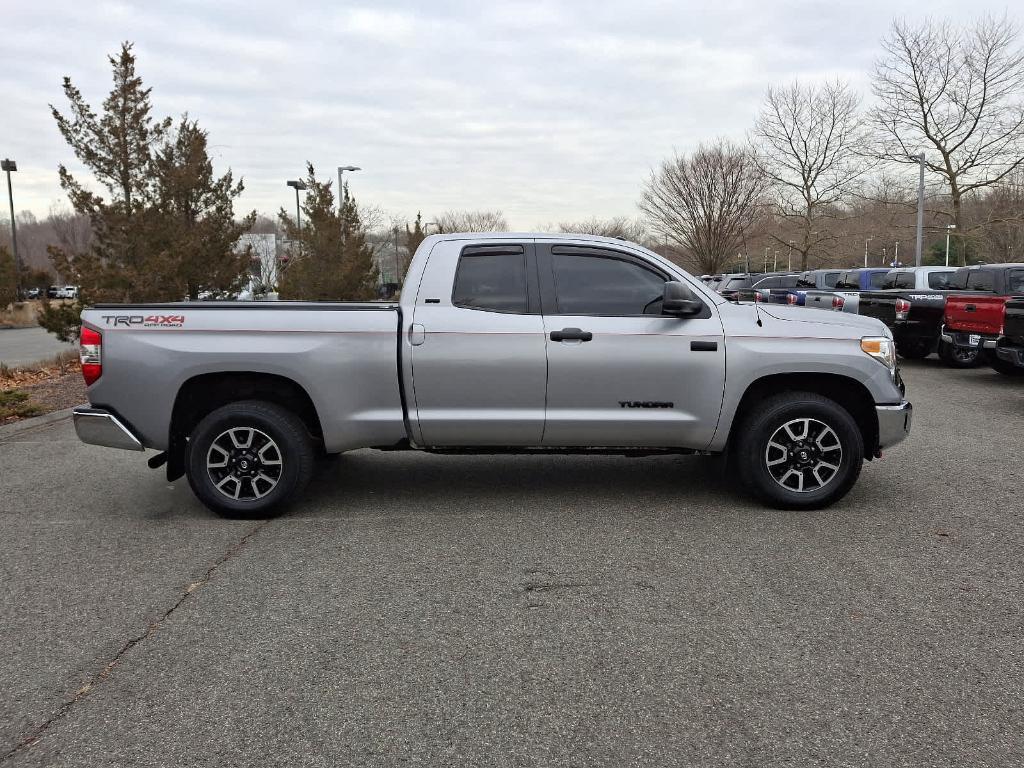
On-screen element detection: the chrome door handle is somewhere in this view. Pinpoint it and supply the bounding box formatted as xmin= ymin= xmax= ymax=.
xmin=409 ymin=323 xmax=425 ymax=346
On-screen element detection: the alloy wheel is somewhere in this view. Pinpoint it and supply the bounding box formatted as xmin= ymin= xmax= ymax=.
xmin=206 ymin=426 xmax=284 ymax=501
xmin=764 ymin=417 xmax=843 ymax=493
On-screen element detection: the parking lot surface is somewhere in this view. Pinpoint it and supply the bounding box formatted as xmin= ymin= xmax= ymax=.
xmin=1 ymin=359 xmax=1022 ymax=767
xmin=0 ymin=327 xmax=76 ymax=368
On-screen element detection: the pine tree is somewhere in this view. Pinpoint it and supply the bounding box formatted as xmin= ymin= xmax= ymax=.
xmin=41 ymin=42 xmax=255 ymax=338
xmin=278 ymin=164 xmax=379 ymax=301
xmin=404 ymin=212 xmax=426 ymax=277
xmin=151 ymin=117 xmax=255 ymax=299
xmin=0 ymin=246 xmax=16 ymax=308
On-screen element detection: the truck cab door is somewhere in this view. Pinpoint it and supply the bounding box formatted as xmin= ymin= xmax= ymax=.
xmin=408 ymin=239 xmax=546 ymax=446
xmin=537 ymin=243 xmax=725 ymax=448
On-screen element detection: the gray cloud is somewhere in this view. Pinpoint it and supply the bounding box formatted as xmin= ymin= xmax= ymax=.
xmin=1 ymin=0 xmax=1016 ymax=228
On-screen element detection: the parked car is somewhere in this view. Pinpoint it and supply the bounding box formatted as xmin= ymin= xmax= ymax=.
xmin=47 ymin=285 xmax=79 ymax=299
xmin=804 ymin=268 xmax=890 ymax=315
xmin=781 ymin=269 xmax=844 ymax=306
xmin=860 ymin=264 xmax=1023 ymax=362
xmin=71 ymin=233 xmax=911 ymax=516
xmin=734 ymin=273 xmax=800 ymax=303
xmin=940 ymin=265 xmax=1024 ymax=367
xmin=992 ymin=297 xmax=1024 ymax=375
xmin=715 ymin=273 xmax=763 ymax=301
xmin=23 ymin=287 xmax=42 ymax=300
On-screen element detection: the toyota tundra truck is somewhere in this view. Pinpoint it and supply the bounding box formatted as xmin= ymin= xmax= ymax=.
xmin=72 ymin=233 xmax=911 ymax=516
xmin=992 ymin=297 xmax=1024 ymax=375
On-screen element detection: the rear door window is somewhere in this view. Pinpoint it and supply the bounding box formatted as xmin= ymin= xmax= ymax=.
xmin=966 ymin=270 xmax=995 ymax=292
xmin=753 ymin=276 xmax=781 ymax=289
xmin=928 ymin=271 xmax=955 ymax=289
xmin=1007 ymin=270 xmax=1024 ymax=293
xmin=822 ymin=272 xmax=841 ymax=288
xmin=895 ymin=272 xmax=915 ymax=289
xmin=452 ymin=246 xmax=529 ymax=312
xmin=868 ymin=271 xmax=889 ymax=289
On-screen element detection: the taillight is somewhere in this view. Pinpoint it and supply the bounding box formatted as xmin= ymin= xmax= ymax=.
xmin=832 ymin=295 xmax=846 ymax=311
xmin=80 ymin=326 xmax=102 ymax=386
xmin=786 ymin=293 xmax=798 ymax=305
xmin=754 ymin=291 xmax=763 ymax=302
xmin=895 ymin=298 xmax=911 ymax=321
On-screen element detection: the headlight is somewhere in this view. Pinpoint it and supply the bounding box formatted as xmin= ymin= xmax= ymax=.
xmin=861 ymin=336 xmax=896 ymax=370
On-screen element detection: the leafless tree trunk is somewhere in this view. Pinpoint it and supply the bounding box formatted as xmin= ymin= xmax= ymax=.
xmin=871 ymin=15 xmax=1024 ymax=264
xmin=640 ymin=139 xmax=765 ymax=275
xmin=752 ymin=79 xmax=869 ymax=271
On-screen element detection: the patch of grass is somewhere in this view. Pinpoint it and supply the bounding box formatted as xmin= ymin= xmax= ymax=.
xmin=0 ymin=389 xmax=43 ymax=420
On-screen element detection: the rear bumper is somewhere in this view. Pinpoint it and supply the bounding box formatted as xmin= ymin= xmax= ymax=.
xmin=995 ymin=342 xmax=1024 ymax=369
xmin=876 ymin=401 xmax=912 ymax=450
xmin=940 ymin=326 xmax=999 ymax=350
xmin=72 ymin=407 xmax=145 ymax=451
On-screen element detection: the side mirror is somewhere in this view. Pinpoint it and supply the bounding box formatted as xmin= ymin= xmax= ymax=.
xmin=662 ymin=281 xmax=703 ymax=317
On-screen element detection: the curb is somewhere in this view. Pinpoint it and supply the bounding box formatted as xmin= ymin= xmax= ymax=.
xmin=0 ymin=407 xmax=77 ymax=441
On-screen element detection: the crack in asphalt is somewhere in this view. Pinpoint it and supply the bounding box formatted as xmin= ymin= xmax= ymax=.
xmin=0 ymin=520 xmax=270 ymax=763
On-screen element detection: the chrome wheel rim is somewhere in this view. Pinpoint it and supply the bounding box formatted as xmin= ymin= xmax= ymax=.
xmin=764 ymin=418 xmax=843 ymax=493
xmin=206 ymin=427 xmax=283 ymax=501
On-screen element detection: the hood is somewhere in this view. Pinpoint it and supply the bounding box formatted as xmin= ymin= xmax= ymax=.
xmin=716 ymin=303 xmax=892 ymax=337
xmin=757 ymin=303 xmax=891 ymax=337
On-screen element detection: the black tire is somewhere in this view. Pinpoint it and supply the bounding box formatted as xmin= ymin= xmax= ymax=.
xmin=898 ymin=338 xmax=933 ymax=359
xmin=938 ymin=340 xmax=979 ymax=368
xmin=734 ymin=392 xmax=864 ymax=510
xmin=186 ymin=400 xmax=314 ymax=518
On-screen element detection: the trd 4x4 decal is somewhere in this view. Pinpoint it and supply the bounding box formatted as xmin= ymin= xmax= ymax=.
xmin=101 ymin=315 xmax=185 ymax=328
xmin=619 ymin=401 xmax=674 ymax=408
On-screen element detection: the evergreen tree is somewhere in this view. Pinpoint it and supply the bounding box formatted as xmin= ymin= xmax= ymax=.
xmin=40 ymin=42 xmax=255 ymax=338
xmin=0 ymin=246 xmax=15 ymax=307
xmin=278 ymin=164 xmax=379 ymax=301
xmin=151 ymin=116 xmax=255 ymax=299
xmin=404 ymin=211 xmax=426 ymax=276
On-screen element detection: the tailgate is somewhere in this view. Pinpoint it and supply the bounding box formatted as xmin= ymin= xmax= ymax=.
xmin=945 ymin=295 xmax=1007 ymax=336
xmin=1005 ymin=298 xmax=1024 ymax=343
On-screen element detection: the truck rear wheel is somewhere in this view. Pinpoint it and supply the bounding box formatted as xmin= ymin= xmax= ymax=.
xmin=734 ymin=392 xmax=863 ymax=510
xmin=186 ymin=400 xmax=314 ymax=518
xmin=898 ymin=338 xmax=933 ymax=359
xmin=938 ymin=340 xmax=979 ymax=368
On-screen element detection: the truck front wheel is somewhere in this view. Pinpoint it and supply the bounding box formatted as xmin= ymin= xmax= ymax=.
xmin=186 ymin=400 xmax=315 ymax=518
xmin=734 ymin=392 xmax=864 ymax=510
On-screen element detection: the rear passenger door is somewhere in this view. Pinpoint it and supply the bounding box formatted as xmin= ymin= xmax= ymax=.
xmin=409 ymin=240 xmax=547 ymax=446
xmin=537 ymin=243 xmax=725 ymax=448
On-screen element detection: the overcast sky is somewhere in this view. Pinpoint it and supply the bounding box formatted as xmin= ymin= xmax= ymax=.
xmin=1 ymin=1 xmax=1017 ymax=229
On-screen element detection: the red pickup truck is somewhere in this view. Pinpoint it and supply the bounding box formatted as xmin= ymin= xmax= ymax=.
xmin=939 ymin=264 xmax=1024 ymax=367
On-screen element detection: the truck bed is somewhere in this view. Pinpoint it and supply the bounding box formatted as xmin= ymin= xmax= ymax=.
xmin=81 ymin=302 xmax=407 ymax=453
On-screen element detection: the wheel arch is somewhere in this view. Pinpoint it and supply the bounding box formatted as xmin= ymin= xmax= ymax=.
xmin=729 ymin=373 xmax=878 ymax=460
xmin=167 ymin=372 xmax=324 ymax=481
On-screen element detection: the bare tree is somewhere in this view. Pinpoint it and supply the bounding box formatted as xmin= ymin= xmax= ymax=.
xmin=640 ymin=139 xmax=766 ymax=274
xmin=551 ymin=216 xmax=647 ymax=242
xmin=871 ymin=15 xmax=1024 ymax=258
xmin=753 ymin=79 xmax=869 ymax=271
xmin=47 ymin=204 xmax=93 ymax=255
xmin=434 ymin=210 xmax=508 ymax=233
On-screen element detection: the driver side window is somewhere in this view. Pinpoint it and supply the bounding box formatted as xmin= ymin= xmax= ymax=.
xmin=550 ymin=252 xmax=667 ymax=315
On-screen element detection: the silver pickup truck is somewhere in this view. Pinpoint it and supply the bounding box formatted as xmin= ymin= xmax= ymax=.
xmin=72 ymin=233 xmax=911 ymax=515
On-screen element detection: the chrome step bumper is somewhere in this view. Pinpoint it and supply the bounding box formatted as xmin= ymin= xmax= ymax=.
xmin=72 ymin=407 xmax=144 ymax=451
xmin=876 ymin=401 xmax=912 ymax=450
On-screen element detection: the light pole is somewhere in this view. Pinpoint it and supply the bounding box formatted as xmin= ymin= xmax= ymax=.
xmin=286 ymin=179 xmax=308 ymax=236
xmin=914 ymin=152 xmax=926 ymax=267
xmin=944 ymin=223 xmax=956 ymax=267
xmin=864 ymin=236 xmax=873 ymax=268
xmin=337 ymin=165 xmax=360 ymax=214
xmin=787 ymin=240 xmax=794 ymax=271
xmin=2 ymin=159 xmax=20 ymax=297
xmin=894 ymin=240 xmax=899 ymax=267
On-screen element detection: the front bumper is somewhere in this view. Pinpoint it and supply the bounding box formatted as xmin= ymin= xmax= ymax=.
xmin=72 ymin=407 xmax=144 ymax=451
xmin=876 ymin=401 xmax=912 ymax=450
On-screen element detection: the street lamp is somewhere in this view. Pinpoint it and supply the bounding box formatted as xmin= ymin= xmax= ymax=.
xmin=944 ymin=224 xmax=957 ymax=267
xmin=286 ymin=179 xmax=308 ymax=234
xmin=2 ymin=159 xmax=20 ymax=297
xmin=864 ymin=236 xmax=874 ymax=268
xmin=337 ymin=166 xmax=360 ymax=213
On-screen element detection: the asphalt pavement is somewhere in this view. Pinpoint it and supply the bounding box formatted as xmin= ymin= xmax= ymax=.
xmin=0 ymin=327 xmax=76 ymax=368
xmin=1 ymin=360 xmax=1022 ymax=767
